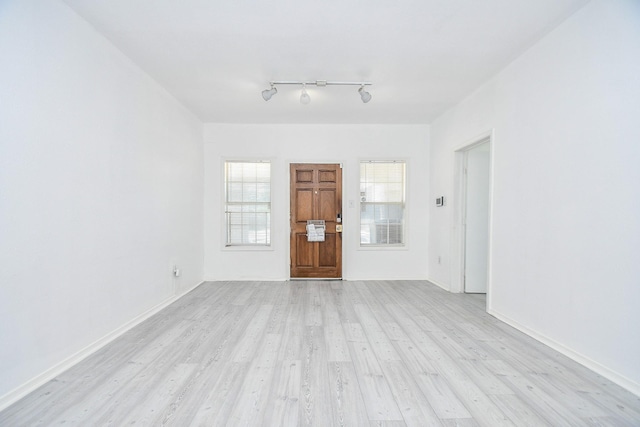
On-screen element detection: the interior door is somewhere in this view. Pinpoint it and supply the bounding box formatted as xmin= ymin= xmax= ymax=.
xmin=290 ymin=163 xmax=342 ymax=278
xmin=464 ymin=142 xmax=490 ymax=293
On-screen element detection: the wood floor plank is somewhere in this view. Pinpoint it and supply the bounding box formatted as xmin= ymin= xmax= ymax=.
xmin=483 ymin=358 xmax=590 ymax=426
xmin=379 ymin=360 xmax=443 ymax=426
xmin=227 ymin=333 xmax=282 ymax=425
xmin=304 ymin=282 xmax=323 ymax=327
xmin=429 ymin=327 xmax=495 ymax=361
xmin=384 ymin=304 xmax=450 ymax=361
xmin=347 ymin=341 xmax=404 ymax=421
xmin=231 ymin=304 xmax=274 ymax=363
xmin=582 ymin=415 xmax=633 ymax=426
xmin=299 ymin=326 xmax=332 ymax=426
xmin=263 ymin=360 xmax=302 ymax=427
xmin=439 ymin=418 xmax=480 ymax=427
xmin=330 ymin=281 xmax=360 ymax=324
xmin=327 ymin=361 xmax=370 ymax=426
xmin=578 ymin=389 xmax=640 ymax=425
xmin=354 ymin=303 xmax=402 ymax=362
xmin=457 ymin=321 xmax=499 ymax=342
xmin=278 ymin=301 xmax=305 ymax=362
xmin=489 ymin=394 xmax=551 ymax=427
xmin=118 ymin=363 xmax=198 ymax=426
xmin=482 ymin=340 xmax=610 ymax=419
xmin=2 ymin=280 xmax=639 ymax=426
xmin=343 ymin=321 xmax=368 ymax=343
xmin=370 ymin=421 xmax=408 ymax=427
xmin=264 ymin=284 xmax=292 ymax=334
xmin=375 ymin=317 xmax=472 ymax=420
xmin=352 ymin=280 xmax=381 ymax=306
xmin=431 ymin=357 xmax=515 ymax=426
xmin=323 ymin=285 xmax=352 ymax=362
xmin=412 ymin=364 xmax=473 ymax=420
xmin=188 ymin=361 xmax=249 ymax=426
xmin=456 ymin=358 xmax=514 ymax=396
xmin=230 ymin=281 xmax=259 ymax=305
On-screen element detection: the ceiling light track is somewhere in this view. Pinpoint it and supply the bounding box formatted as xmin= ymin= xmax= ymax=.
xmin=262 ymin=80 xmax=373 ymax=104
xmin=268 ymin=80 xmax=372 ymax=86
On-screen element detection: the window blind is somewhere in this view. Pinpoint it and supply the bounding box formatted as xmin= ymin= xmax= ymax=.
xmin=360 ymin=161 xmax=406 ymax=246
xmin=225 ymin=161 xmax=271 ymax=246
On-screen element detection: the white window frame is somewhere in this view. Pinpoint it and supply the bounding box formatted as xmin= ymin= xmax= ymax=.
xmin=223 ymin=159 xmax=272 ymax=249
xmin=359 ymin=160 xmax=407 ymax=249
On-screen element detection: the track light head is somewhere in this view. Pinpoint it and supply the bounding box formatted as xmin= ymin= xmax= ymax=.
xmin=262 ymin=85 xmax=277 ymax=101
xmin=300 ymin=84 xmax=311 ymax=105
xmin=359 ymin=86 xmax=372 ymax=103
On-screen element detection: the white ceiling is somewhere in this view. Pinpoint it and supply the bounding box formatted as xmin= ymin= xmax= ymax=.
xmin=62 ymin=0 xmax=589 ymax=124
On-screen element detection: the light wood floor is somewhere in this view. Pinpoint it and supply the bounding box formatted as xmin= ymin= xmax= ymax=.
xmin=1 ymin=281 xmax=639 ymax=426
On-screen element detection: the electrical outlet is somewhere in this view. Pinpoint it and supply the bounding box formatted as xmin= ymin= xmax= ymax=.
xmin=438 ymin=256 xmax=441 ymax=264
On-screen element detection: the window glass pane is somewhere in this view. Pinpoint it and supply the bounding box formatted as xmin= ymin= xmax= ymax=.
xmin=256 ymin=183 xmax=270 ymax=202
xmin=227 ymin=183 xmax=243 ymax=202
xmin=256 ymin=163 xmax=270 ymax=182
xmin=225 ymin=161 xmax=271 ymax=246
xmin=360 ymin=161 xmax=405 ymax=246
xmin=229 ymin=163 xmax=245 ymax=183
xmin=242 ymin=182 xmax=257 ymax=202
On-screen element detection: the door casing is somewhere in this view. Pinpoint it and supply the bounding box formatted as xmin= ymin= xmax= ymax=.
xmin=451 ymin=131 xmax=494 ymax=305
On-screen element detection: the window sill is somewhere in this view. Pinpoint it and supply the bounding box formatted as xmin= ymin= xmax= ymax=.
xmin=222 ymin=245 xmax=274 ymax=252
xmin=358 ymin=244 xmax=408 ymax=251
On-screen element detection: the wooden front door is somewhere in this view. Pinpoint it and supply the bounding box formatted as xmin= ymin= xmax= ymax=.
xmin=290 ymin=163 xmax=342 ymax=278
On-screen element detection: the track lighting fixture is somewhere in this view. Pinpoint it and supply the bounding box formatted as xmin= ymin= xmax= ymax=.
xmin=300 ymin=84 xmax=311 ymax=105
xmin=358 ymin=85 xmax=372 ymax=103
xmin=261 ymin=84 xmax=277 ymax=101
xmin=261 ymin=80 xmax=372 ymax=104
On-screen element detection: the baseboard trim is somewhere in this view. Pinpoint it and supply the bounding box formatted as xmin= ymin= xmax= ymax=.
xmin=488 ymin=308 xmax=640 ymax=397
xmin=0 ymin=280 xmax=205 ymax=412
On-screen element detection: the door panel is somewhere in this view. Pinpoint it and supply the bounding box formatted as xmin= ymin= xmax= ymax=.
xmin=296 ymin=189 xmax=314 ymax=221
xmin=319 ymin=169 xmax=337 ymax=182
xmin=290 ymin=163 xmax=342 ymax=278
xmin=296 ymin=169 xmax=313 ymax=183
xmin=319 ymin=189 xmax=336 ymax=220
xmin=318 ymin=234 xmax=337 ymax=267
xmin=296 ymin=234 xmax=313 ymax=267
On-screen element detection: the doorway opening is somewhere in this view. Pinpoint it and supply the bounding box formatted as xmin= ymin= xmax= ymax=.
xmin=452 ymin=133 xmax=493 ymax=299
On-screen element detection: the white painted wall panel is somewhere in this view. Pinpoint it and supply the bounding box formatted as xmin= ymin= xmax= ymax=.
xmin=0 ymin=0 xmax=204 ymax=400
xmin=429 ymin=0 xmax=640 ymax=393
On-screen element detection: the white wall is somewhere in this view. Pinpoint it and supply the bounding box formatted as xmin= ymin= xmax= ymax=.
xmin=204 ymin=124 xmax=429 ymax=281
xmin=429 ymin=0 xmax=640 ymax=393
xmin=0 ymin=0 xmax=204 ymax=403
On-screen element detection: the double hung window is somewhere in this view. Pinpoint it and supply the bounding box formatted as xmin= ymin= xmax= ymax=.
xmin=359 ymin=161 xmax=406 ymax=246
xmin=224 ymin=161 xmax=271 ymax=246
